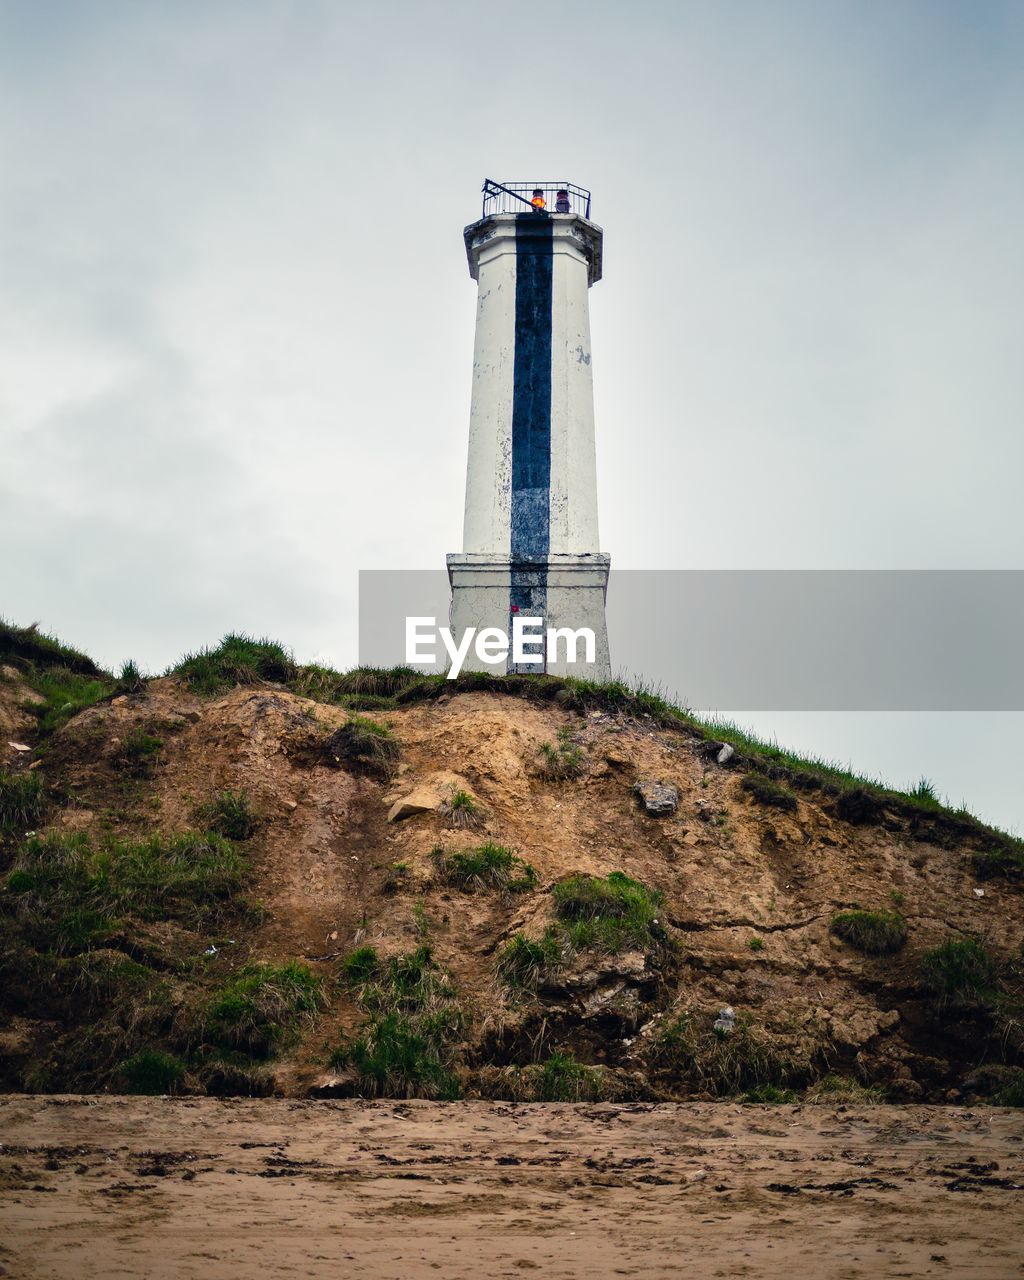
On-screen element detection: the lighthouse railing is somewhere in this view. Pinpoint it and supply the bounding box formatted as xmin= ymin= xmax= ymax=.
xmin=481 ymin=179 xmax=592 ymax=220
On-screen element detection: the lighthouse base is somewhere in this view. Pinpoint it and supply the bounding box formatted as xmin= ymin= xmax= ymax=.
xmin=446 ymin=552 xmax=611 ymax=682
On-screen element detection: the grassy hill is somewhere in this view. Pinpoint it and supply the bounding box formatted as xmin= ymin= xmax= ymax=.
xmin=1 ymin=620 xmax=1022 ymax=1104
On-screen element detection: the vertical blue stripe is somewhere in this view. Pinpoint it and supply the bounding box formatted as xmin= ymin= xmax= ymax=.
xmin=509 ymin=212 xmax=552 ymax=658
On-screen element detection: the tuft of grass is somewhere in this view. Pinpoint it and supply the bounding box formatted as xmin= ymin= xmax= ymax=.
xmin=333 ymin=944 xmax=462 ymax=1099
xmin=552 ymin=870 xmax=665 ymax=955
xmin=114 ymin=727 xmax=163 ymax=776
xmin=747 ymin=936 xmax=764 ymax=952
xmin=0 ymin=618 xmax=105 ymax=676
xmin=0 ymin=770 xmax=44 ymax=830
xmin=321 ymin=716 xmax=399 ymax=777
xmin=649 ymin=1010 xmax=794 ymax=1097
xmin=5 ymin=830 xmax=245 ymax=952
xmin=432 ymin=842 xmax=536 ymax=893
xmin=992 ymin=1069 xmax=1024 ymax=1107
xmin=830 ymin=909 xmax=908 ymax=955
xmin=496 ymin=932 xmax=564 ymax=989
xmin=538 ymin=724 xmax=586 ymax=780
xmin=119 ymin=1049 xmax=186 ymax=1095
xmin=115 ymin=660 xmax=147 ymax=694
xmin=28 ymin=667 xmax=111 ymax=736
xmin=530 ymin=1051 xmax=605 ymax=1102
xmin=340 ymin=945 xmax=380 ymax=987
xmin=909 ymin=777 xmax=942 ymax=810
xmin=744 ymin=1083 xmax=797 ymax=1103
xmin=199 ymin=962 xmax=324 ymax=1057
xmin=198 ymin=790 xmax=260 ymax=841
xmin=496 ymin=871 xmax=666 ymax=991
xmin=804 ymin=1074 xmax=886 ymax=1104
xmin=972 ymin=843 xmax=1024 ymax=881
xmin=438 ymin=788 xmax=484 ymax=829
xmin=172 ymin=634 xmax=296 ymax=695
xmin=920 ymin=937 xmax=998 ymax=1006
xmin=740 ymin=774 xmax=798 ymax=812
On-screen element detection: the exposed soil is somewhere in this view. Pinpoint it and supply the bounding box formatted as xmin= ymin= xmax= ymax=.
xmin=0 ymin=1096 xmax=1022 ymax=1279
xmin=1 ymin=669 xmax=1023 ymax=1100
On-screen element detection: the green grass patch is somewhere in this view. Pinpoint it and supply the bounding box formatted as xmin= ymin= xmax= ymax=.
xmin=972 ymin=843 xmax=1024 ymax=881
xmin=0 ymin=618 xmax=105 ymax=676
xmin=172 ymin=634 xmax=296 ymax=695
xmin=29 ymin=667 xmax=111 ymax=737
xmin=744 ymin=1083 xmax=797 ymax=1103
xmin=529 ymin=1052 xmax=605 ymax=1102
xmin=197 ymin=790 xmax=260 ymax=841
xmin=438 ymin=788 xmax=484 ymax=829
xmin=5 ymin=830 xmax=245 ymax=951
xmin=497 ymin=871 xmax=666 ymax=990
xmin=199 ymin=961 xmax=324 ymax=1057
xmin=321 ymin=716 xmax=399 ymax=777
xmin=552 ymin=870 xmax=664 ymax=954
xmin=920 ymin=937 xmax=999 ymax=1005
xmin=119 ymin=1049 xmax=186 ymax=1095
xmin=0 ymin=770 xmax=43 ymax=830
xmin=649 ymin=1011 xmax=795 ymax=1097
xmin=340 ymin=944 xmax=380 ymax=987
xmin=114 ymin=727 xmax=163 ymax=775
xmin=333 ymin=944 xmax=463 ymax=1099
xmin=830 ymin=909 xmax=908 ymax=955
xmin=432 ymin=842 xmax=536 ymax=893
xmin=538 ymin=725 xmax=586 ymax=780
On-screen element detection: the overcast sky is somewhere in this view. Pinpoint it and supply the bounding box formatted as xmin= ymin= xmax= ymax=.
xmin=1 ymin=1 xmax=1022 ymax=829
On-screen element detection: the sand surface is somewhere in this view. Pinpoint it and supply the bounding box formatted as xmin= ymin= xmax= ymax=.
xmin=1 ymin=1097 xmax=1022 ymax=1279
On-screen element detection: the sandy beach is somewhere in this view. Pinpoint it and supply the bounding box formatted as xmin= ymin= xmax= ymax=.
xmin=1 ymin=1097 xmax=1022 ymax=1279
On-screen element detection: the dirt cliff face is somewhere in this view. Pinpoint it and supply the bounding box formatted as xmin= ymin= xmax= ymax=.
xmin=1 ymin=659 xmax=1022 ymax=1103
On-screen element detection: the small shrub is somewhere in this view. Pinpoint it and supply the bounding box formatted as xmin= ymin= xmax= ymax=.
xmin=199 ymin=790 xmax=260 ymax=841
xmin=920 ymin=937 xmax=998 ymax=1005
xmin=173 ymin=634 xmax=296 ymax=695
xmin=830 ymin=910 xmax=908 ymax=955
xmin=119 ymin=1049 xmax=185 ymax=1095
xmin=438 ymin=788 xmax=484 ymax=829
xmin=432 ymin=842 xmax=536 ymax=893
xmin=538 ymin=725 xmax=586 ymax=780
xmin=740 ymin=774 xmax=798 ymax=812
xmin=321 ymin=716 xmax=399 ymax=777
xmin=0 ymin=770 xmax=43 ymax=829
xmin=200 ymin=961 xmax=324 ymax=1056
xmin=748 ymin=936 xmax=764 ymax=952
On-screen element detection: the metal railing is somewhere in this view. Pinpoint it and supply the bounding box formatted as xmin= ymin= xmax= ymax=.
xmin=481 ymin=179 xmax=592 ymax=220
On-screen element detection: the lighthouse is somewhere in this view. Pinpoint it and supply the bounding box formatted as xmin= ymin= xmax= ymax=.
xmin=447 ymin=180 xmax=611 ymax=680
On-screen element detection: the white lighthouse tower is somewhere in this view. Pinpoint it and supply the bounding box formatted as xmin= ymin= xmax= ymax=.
xmin=447 ymin=180 xmax=611 ymax=680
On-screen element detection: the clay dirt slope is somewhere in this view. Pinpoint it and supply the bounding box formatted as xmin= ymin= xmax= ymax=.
xmin=2 ymin=662 xmax=1022 ymax=1103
